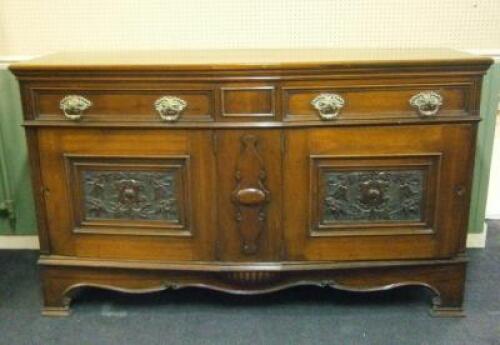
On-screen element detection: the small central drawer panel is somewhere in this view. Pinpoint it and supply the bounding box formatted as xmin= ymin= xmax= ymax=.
xmin=219 ymin=84 xmax=276 ymax=120
xmin=32 ymin=86 xmax=215 ymax=122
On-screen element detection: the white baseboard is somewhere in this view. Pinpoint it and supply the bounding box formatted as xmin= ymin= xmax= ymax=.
xmin=0 ymin=236 xmax=39 ymax=249
xmin=466 ymin=223 xmax=488 ymax=248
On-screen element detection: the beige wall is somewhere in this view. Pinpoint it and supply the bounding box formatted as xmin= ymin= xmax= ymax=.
xmin=1 ymin=0 xmax=499 ymax=55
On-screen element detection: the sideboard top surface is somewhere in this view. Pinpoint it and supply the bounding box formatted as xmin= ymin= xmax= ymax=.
xmin=10 ymin=49 xmax=493 ymax=74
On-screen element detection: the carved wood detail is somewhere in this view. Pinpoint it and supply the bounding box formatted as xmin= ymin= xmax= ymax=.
xmin=221 ymin=271 xmax=281 ymax=285
xmin=14 ymin=50 xmax=490 ymax=317
xmin=40 ymin=259 xmax=467 ymax=317
xmin=83 ymin=170 xmax=179 ymax=221
xmin=322 ymin=169 xmax=424 ymax=223
xmin=64 ymin=155 xmax=192 ymax=236
xmin=231 ymin=135 xmax=270 ymax=255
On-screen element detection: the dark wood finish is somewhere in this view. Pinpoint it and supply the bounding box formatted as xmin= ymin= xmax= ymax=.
xmin=283 ymin=79 xmax=473 ymax=121
xmin=33 ymin=86 xmax=214 ymax=122
xmin=35 ymin=128 xmax=216 ymax=261
xmin=10 ymin=49 xmax=492 ymax=317
xmin=308 ymin=153 xmax=441 ymax=235
xmin=38 ymin=257 xmax=467 ymax=317
xmin=284 ymin=124 xmax=475 ymax=261
xmin=65 ymin=155 xmax=191 ymax=236
xmin=220 ymin=85 xmax=276 ymax=119
xmin=215 ymin=130 xmax=283 ymax=261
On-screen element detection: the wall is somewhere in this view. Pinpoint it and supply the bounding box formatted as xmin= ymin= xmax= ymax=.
xmin=485 ymin=104 xmax=500 ymax=219
xmin=1 ymin=0 xmax=500 ymax=55
xmin=0 ymin=0 xmax=499 ymax=246
xmin=469 ymin=64 xmax=500 ymax=240
xmin=0 ymin=67 xmax=37 ymax=235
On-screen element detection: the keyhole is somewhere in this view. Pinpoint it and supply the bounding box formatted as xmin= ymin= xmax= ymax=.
xmin=455 ymin=186 xmax=466 ymax=197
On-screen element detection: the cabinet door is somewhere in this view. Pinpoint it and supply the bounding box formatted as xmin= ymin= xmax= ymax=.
xmin=284 ymin=124 xmax=475 ymax=261
xmin=37 ymin=128 xmax=216 ymax=261
xmin=214 ymin=130 xmax=283 ymax=261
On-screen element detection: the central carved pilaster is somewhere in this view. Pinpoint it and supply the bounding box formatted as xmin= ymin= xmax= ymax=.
xmin=231 ymin=135 xmax=270 ymax=255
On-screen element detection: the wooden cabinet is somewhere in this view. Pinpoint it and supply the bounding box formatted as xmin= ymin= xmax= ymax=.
xmin=10 ymin=49 xmax=492 ymax=317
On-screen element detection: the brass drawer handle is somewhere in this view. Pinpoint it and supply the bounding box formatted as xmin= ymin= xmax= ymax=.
xmin=154 ymin=96 xmax=187 ymax=122
xmin=59 ymin=95 xmax=92 ymax=120
xmin=409 ymin=91 xmax=443 ymax=117
xmin=311 ymin=93 xmax=345 ymax=120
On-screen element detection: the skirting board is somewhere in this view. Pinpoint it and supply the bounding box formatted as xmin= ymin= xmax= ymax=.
xmin=0 ymin=236 xmax=39 ymax=249
xmin=0 ymin=229 xmax=489 ymax=249
xmin=466 ymin=223 xmax=489 ymax=248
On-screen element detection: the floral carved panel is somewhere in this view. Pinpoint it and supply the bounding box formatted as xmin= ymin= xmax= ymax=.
xmin=65 ymin=155 xmax=191 ymax=236
xmin=83 ymin=170 xmax=179 ymax=222
xmin=322 ymin=170 xmax=424 ymax=223
xmin=309 ymin=154 xmax=441 ymax=236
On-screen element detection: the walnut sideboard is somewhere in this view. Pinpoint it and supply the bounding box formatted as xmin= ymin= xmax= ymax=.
xmin=10 ymin=49 xmax=493 ymax=316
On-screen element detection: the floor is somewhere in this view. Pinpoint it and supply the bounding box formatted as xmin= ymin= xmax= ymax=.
xmin=1 ymin=223 xmax=499 ymax=345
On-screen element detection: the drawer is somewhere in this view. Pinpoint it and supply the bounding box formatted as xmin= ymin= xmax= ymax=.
xmin=218 ymin=83 xmax=277 ymax=121
xmin=282 ymin=80 xmax=475 ymax=122
xmin=30 ymin=84 xmax=215 ymax=122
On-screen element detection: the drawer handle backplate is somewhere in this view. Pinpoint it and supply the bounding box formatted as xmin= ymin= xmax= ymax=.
xmin=409 ymin=91 xmax=443 ymax=117
xmin=311 ymin=93 xmax=345 ymax=120
xmin=59 ymin=95 xmax=92 ymax=120
xmin=154 ymin=96 xmax=187 ymax=122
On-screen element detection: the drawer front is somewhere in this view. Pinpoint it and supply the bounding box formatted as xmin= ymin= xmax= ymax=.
xmin=37 ymin=128 xmax=216 ymax=261
xmin=28 ymin=81 xmax=280 ymax=123
xmin=218 ymin=83 xmax=277 ymax=121
xmin=284 ymin=124 xmax=475 ymax=261
xmin=31 ymin=84 xmax=215 ymax=122
xmin=26 ymin=78 xmax=478 ymax=125
xmin=283 ymin=79 xmax=476 ymax=122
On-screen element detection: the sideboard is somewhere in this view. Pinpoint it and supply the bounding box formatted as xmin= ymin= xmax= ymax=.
xmin=10 ymin=49 xmax=493 ymax=316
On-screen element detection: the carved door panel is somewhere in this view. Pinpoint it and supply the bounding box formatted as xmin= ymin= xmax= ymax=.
xmin=37 ymin=128 xmax=216 ymax=261
xmin=215 ymin=130 xmax=283 ymax=261
xmin=284 ymin=124 xmax=476 ymax=261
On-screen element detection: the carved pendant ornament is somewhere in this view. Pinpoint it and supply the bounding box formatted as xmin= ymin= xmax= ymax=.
xmin=232 ymin=135 xmax=270 ymax=255
xmin=83 ymin=170 xmax=179 ymax=221
xmin=322 ymin=170 xmax=424 ymax=223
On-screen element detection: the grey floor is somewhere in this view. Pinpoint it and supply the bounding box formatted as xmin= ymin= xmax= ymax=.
xmin=1 ymin=224 xmax=499 ymax=345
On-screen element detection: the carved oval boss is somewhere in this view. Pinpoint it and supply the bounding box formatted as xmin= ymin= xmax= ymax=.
xmin=235 ymin=188 xmax=267 ymax=206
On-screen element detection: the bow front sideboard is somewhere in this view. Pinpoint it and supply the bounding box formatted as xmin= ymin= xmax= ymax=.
xmin=10 ymin=49 xmax=493 ymax=316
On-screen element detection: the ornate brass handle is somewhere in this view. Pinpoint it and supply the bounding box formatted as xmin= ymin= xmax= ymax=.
xmin=154 ymin=96 xmax=187 ymax=122
xmin=59 ymin=95 xmax=92 ymax=120
xmin=311 ymin=93 xmax=345 ymax=120
xmin=409 ymin=91 xmax=443 ymax=117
